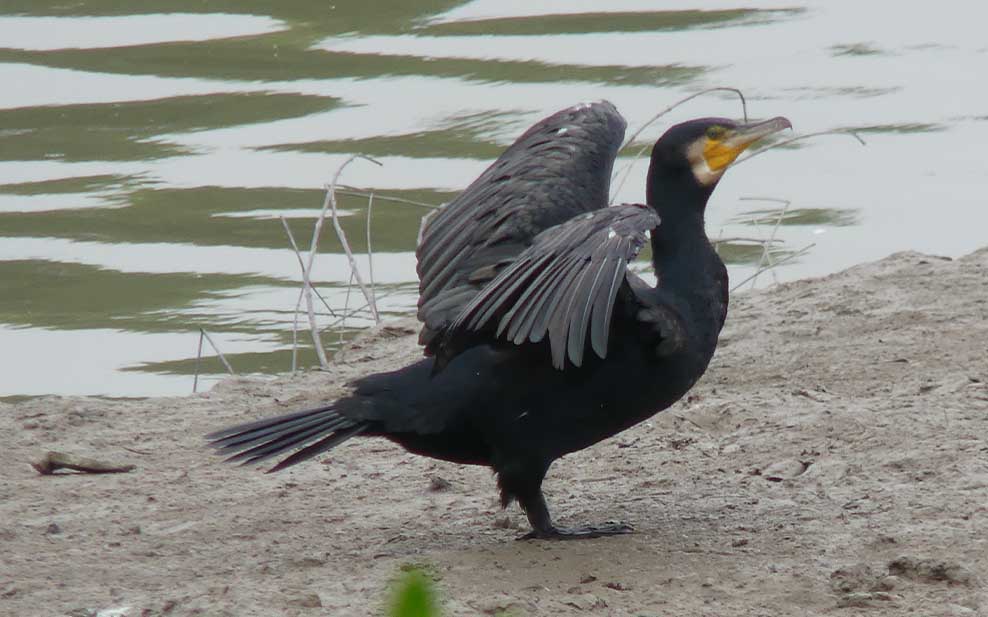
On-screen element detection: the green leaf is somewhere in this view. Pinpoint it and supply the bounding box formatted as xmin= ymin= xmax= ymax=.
xmin=389 ymin=568 xmax=440 ymax=617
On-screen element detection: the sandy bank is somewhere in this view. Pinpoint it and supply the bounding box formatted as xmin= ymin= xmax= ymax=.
xmin=2 ymin=248 xmax=986 ymax=616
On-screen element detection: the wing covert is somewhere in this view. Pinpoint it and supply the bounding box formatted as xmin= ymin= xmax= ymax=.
xmin=437 ymin=204 xmax=660 ymax=371
xmin=416 ymin=101 xmax=627 ymax=353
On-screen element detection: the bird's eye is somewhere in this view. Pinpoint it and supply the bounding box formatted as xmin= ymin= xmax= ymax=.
xmin=706 ymin=126 xmax=726 ymax=140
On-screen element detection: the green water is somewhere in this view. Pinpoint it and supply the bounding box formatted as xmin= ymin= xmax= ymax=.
xmin=2 ymin=2 xmax=986 ymax=397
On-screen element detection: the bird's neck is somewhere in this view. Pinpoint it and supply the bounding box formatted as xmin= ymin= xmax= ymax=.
xmin=645 ymin=169 xmax=729 ymax=352
xmin=645 ymin=170 xmax=715 ymax=267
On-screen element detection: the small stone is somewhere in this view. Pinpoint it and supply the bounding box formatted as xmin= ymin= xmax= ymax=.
xmin=45 ymin=523 xmax=61 ymax=535
xmin=830 ymin=564 xmax=876 ymax=593
xmin=429 ymin=475 xmax=452 ymax=492
xmin=563 ymin=593 xmax=607 ymax=610
xmin=762 ymin=459 xmax=810 ymax=481
xmin=290 ymin=557 xmax=325 ymax=569
xmin=836 ymin=592 xmax=876 ymax=608
xmin=888 ymin=556 xmax=976 ymax=586
xmin=290 ymin=593 xmax=322 ymax=608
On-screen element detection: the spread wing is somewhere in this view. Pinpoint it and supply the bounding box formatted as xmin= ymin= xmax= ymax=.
xmin=416 ymin=101 xmax=627 ymax=353
xmin=436 ymin=204 xmax=660 ymax=371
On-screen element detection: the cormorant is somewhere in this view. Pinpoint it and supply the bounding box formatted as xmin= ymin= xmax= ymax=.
xmin=208 ymin=101 xmax=791 ymax=539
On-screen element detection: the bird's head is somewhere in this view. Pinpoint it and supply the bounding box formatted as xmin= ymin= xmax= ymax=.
xmin=648 ymin=116 xmax=792 ymax=195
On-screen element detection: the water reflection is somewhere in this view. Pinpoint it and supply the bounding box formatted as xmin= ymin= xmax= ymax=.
xmin=2 ymin=1 xmax=988 ymax=397
xmin=732 ymin=207 xmax=860 ymax=228
xmin=419 ymin=9 xmax=791 ymax=36
xmin=0 ymin=13 xmax=285 ymax=51
xmin=0 ymin=93 xmax=339 ymax=162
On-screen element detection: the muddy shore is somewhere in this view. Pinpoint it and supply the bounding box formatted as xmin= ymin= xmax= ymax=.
xmin=2 ymin=247 xmax=986 ymax=616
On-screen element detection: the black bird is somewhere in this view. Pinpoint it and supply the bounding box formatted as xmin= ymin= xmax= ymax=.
xmin=208 ymin=101 xmax=791 ymax=539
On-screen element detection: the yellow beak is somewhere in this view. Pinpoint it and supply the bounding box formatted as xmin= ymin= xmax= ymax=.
xmin=703 ymin=116 xmax=792 ymax=171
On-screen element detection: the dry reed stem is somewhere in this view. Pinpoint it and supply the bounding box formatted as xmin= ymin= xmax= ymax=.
xmin=365 ymin=192 xmax=377 ymax=316
xmin=201 ymin=328 xmax=235 ymax=375
xmin=340 ymin=270 xmax=355 ymax=336
xmin=322 ymin=155 xmax=382 ymax=326
xmin=32 ymin=451 xmax=135 ymax=475
xmin=711 ymin=237 xmax=785 ymax=246
xmin=731 ymin=243 xmax=815 ymax=292
xmin=193 ymin=329 xmax=204 ymax=393
xmin=325 ymin=287 xmax=405 ymax=331
xmin=302 ymin=154 xmax=381 ymax=368
xmin=734 ymin=130 xmax=866 ymax=167
xmin=291 ymin=287 xmax=303 ymax=373
xmin=337 ymin=186 xmax=438 ymax=210
xmin=739 ymin=197 xmax=791 ymax=289
xmin=280 ymin=216 xmax=336 ymax=317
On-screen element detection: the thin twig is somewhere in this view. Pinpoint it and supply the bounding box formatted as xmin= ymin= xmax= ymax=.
xmin=280 ymin=216 xmax=336 ymax=317
xmin=341 ymin=270 xmax=355 ymax=336
xmin=609 ymin=143 xmax=652 ymax=204
xmin=302 ymin=255 xmax=329 ymax=369
xmin=623 ymin=87 xmax=748 ymax=150
xmin=291 ymin=286 xmax=302 ymax=373
xmin=323 ymin=155 xmax=383 ymax=324
xmin=731 ymin=243 xmax=816 ymax=292
xmin=365 ymin=192 xmax=377 ymax=315
xmin=739 ymin=197 xmax=791 ymax=289
xmin=200 ymin=328 xmax=235 ymax=375
xmin=324 ymin=286 xmax=405 ymax=331
xmin=32 ymin=451 xmax=135 ymax=475
xmin=193 ymin=329 xmax=204 ymax=393
xmin=711 ymin=236 xmax=785 ymax=246
xmin=336 ymin=186 xmax=439 ymax=210
xmin=302 ymin=155 xmax=380 ymax=368
xmin=611 ymin=87 xmax=748 ymax=203
xmin=734 ymin=130 xmax=866 ymax=166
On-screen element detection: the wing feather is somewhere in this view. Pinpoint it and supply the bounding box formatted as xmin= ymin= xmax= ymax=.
xmin=528 ymin=257 xmax=583 ymax=344
xmin=416 ymin=101 xmax=627 ymax=352
xmin=593 ymin=256 xmax=629 ymax=359
xmin=440 ymin=204 xmax=660 ymax=371
xmin=504 ymin=257 xmax=560 ymax=343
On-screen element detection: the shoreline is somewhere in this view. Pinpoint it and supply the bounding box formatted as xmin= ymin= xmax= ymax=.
xmin=2 ymin=247 xmax=986 ymax=616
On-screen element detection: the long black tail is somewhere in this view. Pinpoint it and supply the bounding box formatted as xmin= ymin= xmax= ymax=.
xmin=206 ymin=405 xmax=367 ymax=472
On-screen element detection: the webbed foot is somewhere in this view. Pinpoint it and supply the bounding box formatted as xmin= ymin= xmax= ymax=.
xmin=518 ymin=521 xmax=633 ymax=540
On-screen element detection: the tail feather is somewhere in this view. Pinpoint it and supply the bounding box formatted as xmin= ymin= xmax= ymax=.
xmin=225 ymin=419 xmax=348 ymax=465
xmin=206 ymin=405 xmax=366 ymax=471
xmin=268 ymin=425 xmax=366 ymax=473
xmin=207 ymin=405 xmax=335 ymax=440
xmin=214 ymin=409 xmax=345 ymax=454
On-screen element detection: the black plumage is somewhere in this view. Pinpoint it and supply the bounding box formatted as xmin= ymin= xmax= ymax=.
xmin=208 ymin=101 xmax=791 ymax=539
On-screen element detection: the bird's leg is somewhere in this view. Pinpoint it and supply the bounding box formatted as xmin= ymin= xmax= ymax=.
xmin=513 ymin=479 xmax=633 ymax=541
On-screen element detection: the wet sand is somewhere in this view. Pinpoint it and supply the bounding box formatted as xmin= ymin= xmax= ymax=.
xmin=2 ymin=247 xmax=986 ymax=616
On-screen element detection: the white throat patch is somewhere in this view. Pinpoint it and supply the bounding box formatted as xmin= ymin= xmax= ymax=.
xmin=686 ymin=139 xmax=725 ymax=187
